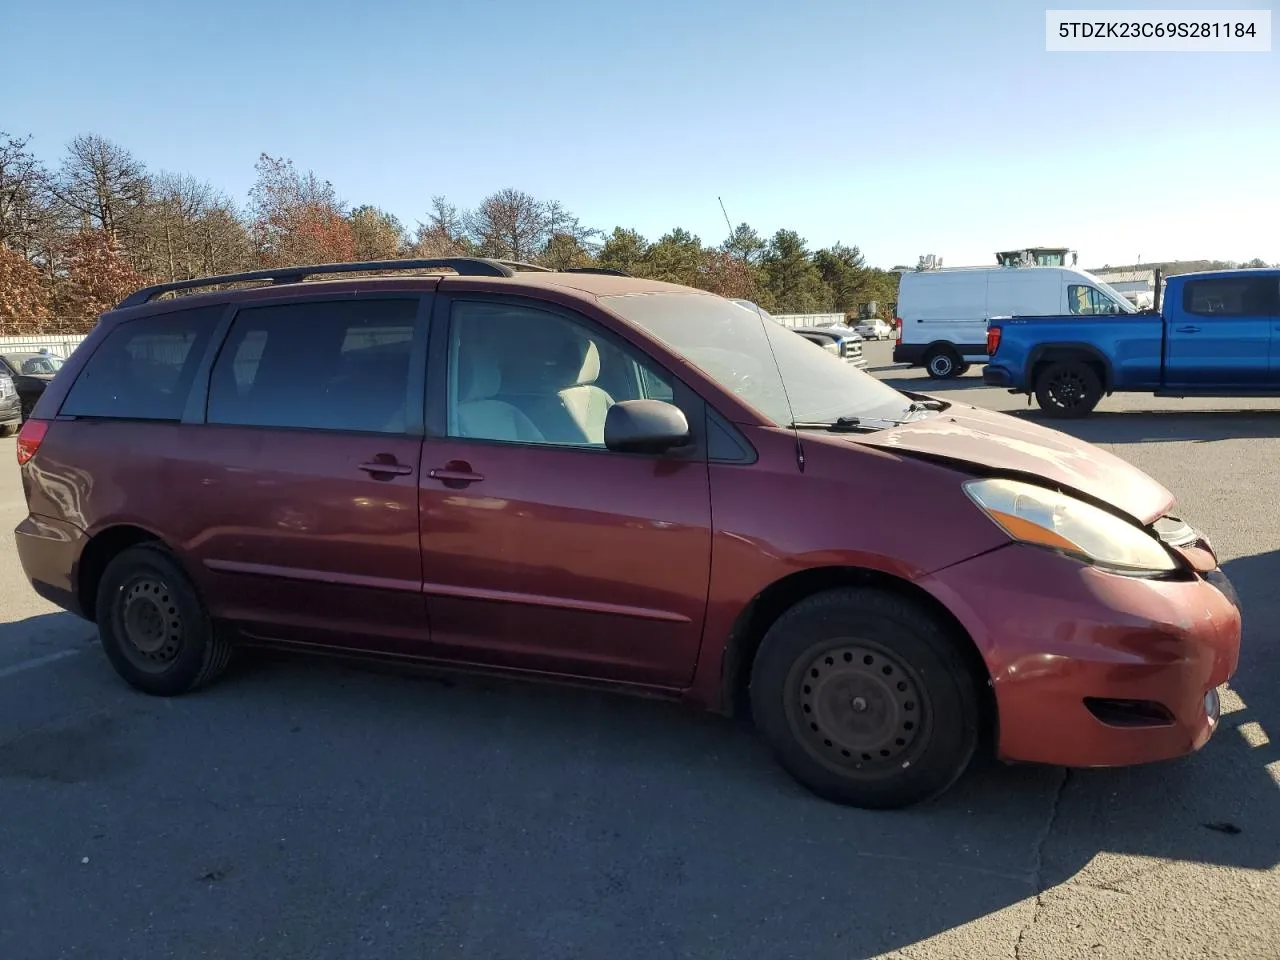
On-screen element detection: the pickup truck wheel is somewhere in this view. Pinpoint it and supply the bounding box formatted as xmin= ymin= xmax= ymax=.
xmin=748 ymin=587 xmax=982 ymax=810
xmin=1035 ymin=360 xmax=1103 ymax=418
xmin=924 ymin=349 xmax=961 ymax=379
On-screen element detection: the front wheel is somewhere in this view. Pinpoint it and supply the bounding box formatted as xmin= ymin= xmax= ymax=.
xmin=95 ymin=543 xmax=233 ymax=696
xmin=1034 ymin=360 xmax=1103 ymax=418
xmin=749 ymin=587 xmax=983 ymax=810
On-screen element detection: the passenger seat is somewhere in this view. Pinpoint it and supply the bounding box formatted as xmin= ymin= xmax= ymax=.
xmin=556 ymin=341 xmax=614 ymax=444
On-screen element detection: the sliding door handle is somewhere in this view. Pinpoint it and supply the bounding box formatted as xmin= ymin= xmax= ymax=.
xmin=1175 ymin=325 xmax=1200 ymax=334
xmin=359 ymin=460 xmax=413 ymax=477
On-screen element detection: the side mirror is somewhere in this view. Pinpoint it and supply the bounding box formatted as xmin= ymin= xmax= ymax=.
xmin=604 ymin=399 xmax=691 ymax=454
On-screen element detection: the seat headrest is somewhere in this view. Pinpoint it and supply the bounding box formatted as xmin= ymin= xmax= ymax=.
xmin=575 ymin=340 xmax=600 ymax=385
xmin=458 ymin=350 xmax=501 ymax=401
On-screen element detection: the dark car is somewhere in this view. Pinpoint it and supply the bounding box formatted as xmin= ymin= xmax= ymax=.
xmin=0 ymin=350 xmax=65 ymax=421
xmin=0 ymin=368 xmax=20 ymax=435
xmin=14 ymin=257 xmax=1241 ymax=810
xmin=729 ymin=300 xmax=866 ymax=367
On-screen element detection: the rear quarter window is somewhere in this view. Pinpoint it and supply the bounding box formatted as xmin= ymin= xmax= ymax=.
xmin=59 ymin=305 xmax=223 ymax=421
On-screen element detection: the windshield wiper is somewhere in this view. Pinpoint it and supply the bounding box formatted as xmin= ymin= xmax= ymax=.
xmin=789 ymin=416 xmax=864 ymax=432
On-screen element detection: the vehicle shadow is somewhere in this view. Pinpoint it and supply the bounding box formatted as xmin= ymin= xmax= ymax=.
xmin=1007 ymin=408 xmax=1280 ymax=445
xmin=1219 ymin=547 xmax=1279 ymax=771
xmin=878 ymin=373 xmax=992 ymax=392
xmin=200 ymin=617 xmax=1280 ymax=959
xmin=0 ymin=610 xmax=94 ymax=657
xmin=6 ymin=603 xmax=1273 ymax=958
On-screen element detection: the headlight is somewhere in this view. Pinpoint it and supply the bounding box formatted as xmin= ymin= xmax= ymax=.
xmin=963 ymin=477 xmax=1180 ymax=575
xmin=823 ymin=342 xmax=840 ymax=356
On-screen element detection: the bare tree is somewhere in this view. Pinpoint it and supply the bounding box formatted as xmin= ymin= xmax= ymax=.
xmin=543 ymin=199 xmax=601 ymax=260
xmin=411 ymin=195 xmax=471 ymax=257
xmin=247 ymin=154 xmax=354 ymax=267
xmin=464 ymin=188 xmax=550 ymax=262
xmin=195 ymin=204 xmax=253 ymax=277
xmin=137 ymin=172 xmax=252 ymax=280
xmin=0 ymin=132 xmax=53 ymax=258
xmin=52 ymin=134 xmax=149 ymax=243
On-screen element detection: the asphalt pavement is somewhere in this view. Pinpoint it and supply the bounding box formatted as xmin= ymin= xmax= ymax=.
xmin=1 ymin=339 xmax=1278 ymax=959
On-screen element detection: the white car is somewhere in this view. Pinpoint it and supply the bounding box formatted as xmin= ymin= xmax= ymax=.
xmin=854 ymin=318 xmax=893 ymax=340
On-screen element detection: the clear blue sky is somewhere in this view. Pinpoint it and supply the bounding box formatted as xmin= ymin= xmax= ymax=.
xmin=4 ymin=0 xmax=1277 ymax=268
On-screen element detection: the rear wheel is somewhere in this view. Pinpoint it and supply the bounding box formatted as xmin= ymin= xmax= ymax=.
xmin=749 ymin=587 xmax=983 ymax=810
xmin=95 ymin=543 xmax=232 ymax=696
xmin=924 ymin=348 xmax=962 ymax=379
xmin=1034 ymin=360 xmax=1103 ymax=418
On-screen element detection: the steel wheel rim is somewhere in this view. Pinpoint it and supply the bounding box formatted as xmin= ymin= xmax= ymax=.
xmin=785 ymin=642 xmax=931 ymax=777
xmin=116 ymin=576 xmax=183 ymax=672
xmin=929 ymin=355 xmax=952 ymax=376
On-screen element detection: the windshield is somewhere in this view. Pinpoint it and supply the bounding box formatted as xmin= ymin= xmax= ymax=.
xmin=3 ymin=353 xmax=64 ymax=375
xmin=601 ymin=292 xmax=910 ymax=426
xmin=1088 ymin=278 xmax=1138 ymax=313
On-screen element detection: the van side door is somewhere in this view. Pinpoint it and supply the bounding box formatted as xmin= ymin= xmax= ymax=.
xmin=176 ymin=292 xmax=432 ymax=656
xmin=1163 ymin=275 xmax=1276 ymax=388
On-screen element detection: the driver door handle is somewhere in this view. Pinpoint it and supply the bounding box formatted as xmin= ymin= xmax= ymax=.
xmin=429 ymin=464 xmax=485 ymax=485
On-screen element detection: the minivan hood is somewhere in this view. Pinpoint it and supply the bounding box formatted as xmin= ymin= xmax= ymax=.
xmin=854 ymin=403 xmax=1174 ymax=524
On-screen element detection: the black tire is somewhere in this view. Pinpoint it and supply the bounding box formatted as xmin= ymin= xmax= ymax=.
xmin=0 ymin=422 xmax=16 ymax=438
xmin=1034 ymin=360 xmax=1103 ymax=418
xmin=924 ymin=348 xmax=961 ymax=379
xmin=748 ymin=587 xmax=982 ymax=810
xmin=954 ymin=362 xmax=971 ymax=377
xmin=95 ymin=543 xmax=232 ymax=696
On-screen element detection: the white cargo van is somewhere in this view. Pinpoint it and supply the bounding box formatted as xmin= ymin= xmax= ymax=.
xmin=892 ymin=265 xmax=1136 ymax=378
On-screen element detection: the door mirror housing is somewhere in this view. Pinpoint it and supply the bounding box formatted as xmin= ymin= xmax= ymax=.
xmin=604 ymin=399 xmax=691 ymax=454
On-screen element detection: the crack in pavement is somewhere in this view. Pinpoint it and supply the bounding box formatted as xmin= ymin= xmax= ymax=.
xmin=1012 ymin=768 xmax=1070 ymax=960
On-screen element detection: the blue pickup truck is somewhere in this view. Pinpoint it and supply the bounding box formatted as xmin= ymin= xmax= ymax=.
xmin=982 ymin=268 xmax=1280 ymax=417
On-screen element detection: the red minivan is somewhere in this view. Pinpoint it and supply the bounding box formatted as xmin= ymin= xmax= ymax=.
xmin=13 ymin=259 xmax=1241 ymax=809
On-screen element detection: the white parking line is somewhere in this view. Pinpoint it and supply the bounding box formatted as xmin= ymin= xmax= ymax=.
xmin=0 ymin=648 xmax=81 ymax=680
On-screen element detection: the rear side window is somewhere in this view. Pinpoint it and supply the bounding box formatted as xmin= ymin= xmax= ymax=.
xmin=207 ymin=297 xmax=420 ymax=434
xmin=60 ymin=305 xmax=223 ymax=421
xmin=1182 ymin=277 xmax=1279 ymax=317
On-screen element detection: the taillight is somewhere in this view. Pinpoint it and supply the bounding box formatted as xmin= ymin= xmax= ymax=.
xmin=986 ymin=325 xmax=1002 ymax=356
xmin=894 ymin=316 xmax=903 ymax=345
xmin=16 ymin=419 xmax=48 ymax=466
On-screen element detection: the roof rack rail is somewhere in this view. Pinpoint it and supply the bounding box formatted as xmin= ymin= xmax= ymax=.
xmin=493 ymin=259 xmax=553 ymax=273
xmin=116 ymin=257 xmax=520 ymax=308
xmin=563 ymin=267 xmax=631 ymax=277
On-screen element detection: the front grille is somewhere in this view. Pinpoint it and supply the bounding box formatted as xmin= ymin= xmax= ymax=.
xmin=842 ymin=341 xmax=863 ymax=360
xmin=1084 ymin=697 xmax=1175 ymax=728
